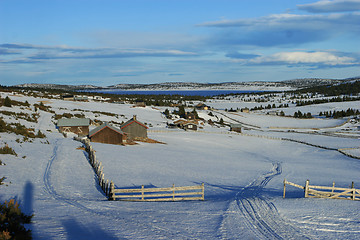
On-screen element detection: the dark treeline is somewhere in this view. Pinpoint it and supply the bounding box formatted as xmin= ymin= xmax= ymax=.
xmin=296 ymin=96 xmax=360 ymax=106
xmin=320 ymin=108 xmax=360 ymax=119
xmin=296 ymin=80 xmax=360 ymax=96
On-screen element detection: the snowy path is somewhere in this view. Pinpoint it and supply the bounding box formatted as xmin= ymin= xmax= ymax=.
xmin=219 ymin=163 xmax=310 ymax=240
xmin=38 ymin=137 xmax=200 ymax=239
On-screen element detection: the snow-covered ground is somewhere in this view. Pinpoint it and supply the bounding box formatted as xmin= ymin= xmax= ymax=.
xmin=1 ymin=91 xmax=360 ymax=239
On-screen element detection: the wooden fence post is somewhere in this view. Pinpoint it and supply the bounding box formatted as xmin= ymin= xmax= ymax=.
xmin=352 ymin=182 xmax=355 ymax=200
xmin=201 ymin=183 xmax=205 ymax=200
xmin=141 ymin=185 xmax=145 ymax=201
xmin=283 ymin=179 xmax=286 ymax=199
xmin=105 ymin=179 xmax=109 ymax=196
xmin=305 ymin=179 xmax=310 ymax=198
xmin=102 ymin=173 xmax=105 ymax=190
xmin=172 ymin=184 xmax=175 ymax=201
xmin=109 ymin=181 xmax=115 ymax=200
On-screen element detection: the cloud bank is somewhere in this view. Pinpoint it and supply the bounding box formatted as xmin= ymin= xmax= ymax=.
xmin=199 ymin=12 xmax=360 ymax=47
xmin=0 ymin=44 xmax=197 ymax=63
xmin=298 ymin=0 xmax=360 ymax=13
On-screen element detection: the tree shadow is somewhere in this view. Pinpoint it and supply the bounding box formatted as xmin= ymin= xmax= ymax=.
xmin=22 ymin=181 xmax=34 ymax=216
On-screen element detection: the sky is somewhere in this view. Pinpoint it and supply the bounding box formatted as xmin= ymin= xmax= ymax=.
xmin=0 ymin=0 xmax=360 ymax=86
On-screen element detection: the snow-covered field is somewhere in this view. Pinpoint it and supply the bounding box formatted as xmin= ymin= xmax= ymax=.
xmin=1 ymin=91 xmax=360 ymax=239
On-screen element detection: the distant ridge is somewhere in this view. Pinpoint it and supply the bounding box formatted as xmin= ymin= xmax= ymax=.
xmin=13 ymin=77 xmax=360 ymax=91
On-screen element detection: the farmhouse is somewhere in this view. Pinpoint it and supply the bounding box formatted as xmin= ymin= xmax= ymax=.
xmin=241 ymin=108 xmax=250 ymax=113
xmin=134 ymin=101 xmax=146 ymax=107
xmin=74 ymin=95 xmax=89 ymax=101
xmin=61 ymin=94 xmax=74 ymax=101
xmin=120 ymin=115 xmax=148 ymax=140
xmin=57 ymin=118 xmax=90 ymax=136
xmin=185 ymin=112 xmax=196 ymax=120
xmin=89 ymin=122 xmax=127 ymax=145
xmin=195 ymin=103 xmax=209 ymax=110
xmin=182 ymin=122 xmax=198 ymax=131
xmin=173 ymin=119 xmax=198 ymax=131
xmin=230 ymin=123 xmax=242 ymax=133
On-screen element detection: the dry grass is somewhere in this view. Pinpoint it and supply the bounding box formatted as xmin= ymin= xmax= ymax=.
xmin=38 ymin=100 xmax=52 ymax=104
xmin=133 ymin=137 xmax=166 ymax=144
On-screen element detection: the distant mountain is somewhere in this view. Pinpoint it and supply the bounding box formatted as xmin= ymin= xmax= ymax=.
xmin=13 ymin=77 xmax=360 ymax=91
xmin=14 ymin=83 xmax=100 ymax=90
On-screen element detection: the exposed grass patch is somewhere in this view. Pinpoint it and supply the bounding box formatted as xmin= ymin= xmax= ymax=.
xmin=0 ymin=111 xmax=39 ymax=123
xmin=0 ymin=144 xmax=17 ymax=156
xmin=53 ymin=112 xmax=85 ymax=120
xmin=0 ymin=118 xmax=46 ymax=139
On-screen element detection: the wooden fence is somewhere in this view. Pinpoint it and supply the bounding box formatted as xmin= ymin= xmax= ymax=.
xmin=283 ymin=179 xmax=360 ymax=201
xmin=75 ymin=137 xmax=113 ymax=198
xmin=74 ymin=137 xmax=205 ymax=202
xmin=110 ymin=183 xmax=205 ymax=202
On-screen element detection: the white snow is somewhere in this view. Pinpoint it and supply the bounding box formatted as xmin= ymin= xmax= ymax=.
xmin=1 ymin=91 xmax=360 ymax=239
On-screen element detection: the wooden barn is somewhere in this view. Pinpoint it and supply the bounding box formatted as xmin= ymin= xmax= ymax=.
xmin=57 ymin=118 xmax=90 ymax=136
xmin=120 ymin=115 xmax=148 ymax=140
xmin=89 ymin=122 xmax=127 ymax=145
xmin=230 ymin=124 xmax=242 ymax=133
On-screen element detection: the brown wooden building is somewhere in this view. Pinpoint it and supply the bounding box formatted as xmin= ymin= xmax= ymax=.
xmin=89 ymin=122 xmax=127 ymax=145
xmin=230 ymin=124 xmax=242 ymax=133
xmin=57 ymin=118 xmax=90 ymax=136
xmin=120 ymin=115 xmax=148 ymax=140
xmin=173 ymin=119 xmax=198 ymax=131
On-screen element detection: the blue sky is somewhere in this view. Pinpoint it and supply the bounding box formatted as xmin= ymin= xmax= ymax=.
xmin=1 ymin=0 xmax=360 ymax=86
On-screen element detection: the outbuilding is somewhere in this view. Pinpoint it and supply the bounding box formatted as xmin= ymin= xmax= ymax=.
xmin=183 ymin=122 xmax=198 ymax=131
xmin=120 ymin=115 xmax=148 ymax=140
xmin=230 ymin=124 xmax=242 ymax=133
xmin=57 ymin=118 xmax=90 ymax=136
xmin=89 ymin=122 xmax=127 ymax=145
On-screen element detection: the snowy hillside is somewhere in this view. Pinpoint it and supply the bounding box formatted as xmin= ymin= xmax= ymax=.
xmin=1 ymin=90 xmax=360 ymax=239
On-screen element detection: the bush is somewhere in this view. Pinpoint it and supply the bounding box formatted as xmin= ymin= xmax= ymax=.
xmin=0 ymin=199 xmax=33 ymax=240
xmin=36 ymin=130 xmax=46 ymax=138
xmin=0 ymin=145 xmax=17 ymax=156
xmin=4 ymin=97 xmax=12 ymax=107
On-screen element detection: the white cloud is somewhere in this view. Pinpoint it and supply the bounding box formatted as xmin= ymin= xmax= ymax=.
xmin=250 ymin=51 xmax=357 ymax=66
xmin=298 ymin=0 xmax=360 ymax=13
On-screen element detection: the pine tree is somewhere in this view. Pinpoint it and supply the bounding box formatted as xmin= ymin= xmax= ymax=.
xmin=4 ymin=96 xmax=12 ymax=107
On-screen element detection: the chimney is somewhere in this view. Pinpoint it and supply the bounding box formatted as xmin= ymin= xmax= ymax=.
xmin=133 ymin=115 xmax=137 ymax=121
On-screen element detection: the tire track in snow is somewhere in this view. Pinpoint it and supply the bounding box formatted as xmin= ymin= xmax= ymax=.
xmin=43 ymin=138 xmax=197 ymax=240
xmin=220 ymin=163 xmax=310 ymax=240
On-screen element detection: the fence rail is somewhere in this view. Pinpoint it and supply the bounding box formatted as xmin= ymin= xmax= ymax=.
xmin=283 ymin=179 xmax=360 ymax=201
xmin=111 ymin=183 xmax=205 ymax=202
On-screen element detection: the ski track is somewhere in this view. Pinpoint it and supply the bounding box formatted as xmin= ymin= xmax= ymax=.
xmin=42 ymin=137 xmax=197 ymax=240
xmin=220 ymin=162 xmax=310 ymax=240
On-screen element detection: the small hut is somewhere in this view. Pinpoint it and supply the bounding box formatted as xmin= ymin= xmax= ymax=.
xmin=89 ymin=122 xmax=126 ymax=145
xmin=230 ymin=124 xmax=242 ymax=133
xmin=57 ymin=118 xmax=90 ymax=136
xmin=120 ymin=115 xmax=148 ymax=140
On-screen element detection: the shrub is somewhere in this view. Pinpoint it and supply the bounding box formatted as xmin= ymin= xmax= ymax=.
xmin=0 ymin=199 xmax=33 ymax=240
xmin=3 ymin=97 xmax=12 ymax=107
xmin=0 ymin=145 xmax=17 ymax=156
xmin=36 ymin=130 xmax=46 ymax=138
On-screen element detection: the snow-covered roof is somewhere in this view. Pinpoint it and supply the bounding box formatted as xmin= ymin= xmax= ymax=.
xmin=121 ymin=116 xmax=148 ymax=129
xmin=57 ymin=118 xmax=90 ymax=127
xmin=89 ymin=122 xmax=125 ymax=137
